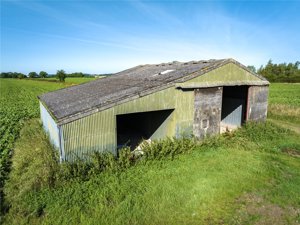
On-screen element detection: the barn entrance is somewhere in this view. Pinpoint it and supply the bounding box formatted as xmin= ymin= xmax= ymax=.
xmin=116 ymin=109 xmax=174 ymax=150
xmin=220 ymin=86 xmax=248 ymax=132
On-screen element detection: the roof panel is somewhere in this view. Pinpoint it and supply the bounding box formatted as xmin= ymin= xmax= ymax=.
xmin=39 ymin=59 xmax=267 ymax=124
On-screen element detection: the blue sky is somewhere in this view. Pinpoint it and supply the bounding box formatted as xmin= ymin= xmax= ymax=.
xmin=1 ymin=0 xmax=299 ymax=74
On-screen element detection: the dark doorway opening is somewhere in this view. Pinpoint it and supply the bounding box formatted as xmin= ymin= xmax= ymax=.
xmin=221 ymin=86 xmax=248 ymax=132
xmin=116 ymin=109 xmax=174 ymax=150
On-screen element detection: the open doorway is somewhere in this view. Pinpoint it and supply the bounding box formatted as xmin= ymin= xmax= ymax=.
xmin=116 ymin=109 xmax=174 ymax=150
xmin=221 ymin=86 xmax=248 ymax=133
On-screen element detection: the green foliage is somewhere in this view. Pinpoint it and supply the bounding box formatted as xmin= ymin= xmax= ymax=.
xmin=17 ymin=73 xmax=25 ymax=79
xmin=56 ymin=69 xmax=66 ymax=82
xmin=39 ymin=71 xmax=48 ymax=78
xmin=28 ymin=71 xmax=38 ymax=78
xmin=0 ymin=72 xmax=26 ymax=78
xmin=257 ymin=60 xmax=300 ymax=82
xmin=142 ymin=137 xmax=196 ymax=160
xmin=67 ymin=72 xmax=84 ymax=77
xmin=247 ymin=65 xmax=256 ymax=73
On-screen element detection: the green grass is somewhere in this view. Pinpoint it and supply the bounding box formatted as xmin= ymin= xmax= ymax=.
xmin=268 ymin=83 xmax=300 ymax=107
xmin=268 ymin=83 xmax=300 ymax=125
xmin=3 ymin=121 xmax=300 ymax=225
xmin=31 ymin=77 xmax=98 ymax=84
xmin=0 ymin=78 xmax=90 ymax=215
xmin=1 ymin=81 xmax=300 ymax=224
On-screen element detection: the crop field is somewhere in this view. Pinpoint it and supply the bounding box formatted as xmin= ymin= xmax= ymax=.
xmin=29 ymin=76 xmax=98 ymax=84
xmin=0 ymin=78 xmax=90 ymax=211
xmin=1 ymin=80 xmax=300 ymax=224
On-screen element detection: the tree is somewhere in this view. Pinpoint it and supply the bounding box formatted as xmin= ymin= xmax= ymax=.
xmin=68 ymin=72 xmax=84 ymax=77
xmin=39 ymin=71 xmax=48 ymax=78
xmin=17 ymin=73 xmax=25 ymax=79
xmin=257 ymin=59 xmax=300 ymax=83
xmin=247 ymin=65 xmax=256 ymax=73
xmin=56 ymin=69 xmax=66 ymax=82
xmin=28 ymin=72 xmax=38 ymax=78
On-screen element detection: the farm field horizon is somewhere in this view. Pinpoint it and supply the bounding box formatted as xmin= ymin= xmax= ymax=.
xmin=0 ymin=78 xmax=300 ymax=224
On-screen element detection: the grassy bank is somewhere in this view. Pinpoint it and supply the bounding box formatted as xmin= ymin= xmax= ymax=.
xmin=3 ymin=120 xmax=300 ymax=224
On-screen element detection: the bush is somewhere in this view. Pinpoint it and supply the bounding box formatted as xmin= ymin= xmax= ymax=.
xmin=56 ymin=70 xmax=66 ymax=82
xmin=142 ymin=137 xmax=196 ymax=160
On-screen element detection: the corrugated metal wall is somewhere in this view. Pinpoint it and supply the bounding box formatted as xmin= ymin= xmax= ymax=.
xmin=221 ymin=98 xmax=244 ymax=126
xmin=61 ymin=87 xmax=195 ymax=161
xmin=40 ymin=102 xmax=60 ymax=149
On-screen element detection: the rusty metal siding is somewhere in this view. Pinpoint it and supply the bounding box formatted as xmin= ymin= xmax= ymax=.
xmin=40 ymin=101 xmax=60 ymax=149
xmin=193 ymin=87 xmax=223 ymax=138
xmin=247 ymin=86 xmax=269 ymax=121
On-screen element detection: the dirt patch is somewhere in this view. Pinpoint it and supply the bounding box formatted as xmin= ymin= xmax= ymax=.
xmin=281 ymin=148 xmax=300 ymax=158
xmin=234 ymin=193 xmax=300 ymax=225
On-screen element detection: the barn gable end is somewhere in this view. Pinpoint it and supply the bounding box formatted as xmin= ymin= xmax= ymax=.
xmin=176 ymin=62 xmax=267 ymax=88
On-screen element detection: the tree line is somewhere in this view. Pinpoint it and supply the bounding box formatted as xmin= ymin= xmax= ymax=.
xmin=247 ymin=60 xmax=300 ymax=82
xmin=2 ymin=60 xmax=299 ymax=82
xmin=0 ymin=70 xmax=90 ymax=81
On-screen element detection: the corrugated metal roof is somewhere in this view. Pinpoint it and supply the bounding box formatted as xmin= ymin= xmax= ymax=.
xmin=38 ymin=58 xmax=268 ymax=124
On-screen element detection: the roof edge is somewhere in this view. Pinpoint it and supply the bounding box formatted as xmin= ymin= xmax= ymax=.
xmin=50 ymin=58 xmax=269 ymax=125
xmin=56 ymin=83 xmax=174 ymax=125
xmin=175 ymin=58 xmax=269 ymax=84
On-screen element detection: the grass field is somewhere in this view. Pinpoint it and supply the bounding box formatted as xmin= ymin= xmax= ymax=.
xmin=0 ymin=78 xmax=91 ymax=215
xmin=268 ymin=83 xmax=300 ymax=107
xmin=1 ymin=80 xmax=300 ymax=224
xmin=268 ymin=83 xmax=300 ymax=130
xmin=29 ymin=77 xmax=98 ymax=84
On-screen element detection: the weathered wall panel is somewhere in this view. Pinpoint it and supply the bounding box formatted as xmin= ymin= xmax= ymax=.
xmin=193 ymin=87 xmax=223 ymax=138
xmin=177 ymin=63 xmax=267 ymax=88
xmin=247 ymin=86 xmax=269 ymax=121
xmin=61 ymin=87 xmax=195 ymax=161
xmin=40 ymin=102 xmax=60 ymax=149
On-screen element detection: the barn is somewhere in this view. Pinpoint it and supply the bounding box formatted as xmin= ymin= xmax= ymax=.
xmin=38 ymin=59 xmax=269 ymax=161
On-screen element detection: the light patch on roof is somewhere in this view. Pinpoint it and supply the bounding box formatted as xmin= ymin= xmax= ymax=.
xmin=160 ymin=69 xmax=174 ymax=74
xmin=152 ymin=69 xmax=174 ymax=77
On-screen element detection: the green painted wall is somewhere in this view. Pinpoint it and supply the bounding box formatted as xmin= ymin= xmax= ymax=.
xmin=184 ymin=62 xmax=261 ymax=85
xmin=60 ymin=62 xmax=263 ymax=161
xmin=61 ymin=87 xmax=195 ymax=160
